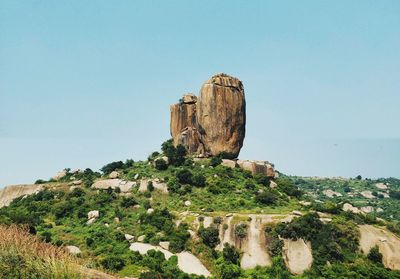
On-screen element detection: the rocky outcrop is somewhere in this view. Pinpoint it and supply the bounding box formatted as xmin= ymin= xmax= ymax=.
xmin=283 ymin=238 xmax=313 ymax=275
xmin=129 ymin=242 xmax=211 ymax=277
xmin=170 ymin=73 xmax=246 ymax=158
xmin=197 ymin=74 xmax=246 ymax=157
xmin=0 ymin=184 xmax=43 ymax=208
xmin=91 ymin=179 xmax=135 ymax=193
xmin=359 ymin=225 xmax=400 ymax=270
xmin=237 ymin=160 xmax=275 ymax=178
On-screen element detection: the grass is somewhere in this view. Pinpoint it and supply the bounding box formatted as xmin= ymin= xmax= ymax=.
xmin=0 ymin=224 xmax=83 ymax=279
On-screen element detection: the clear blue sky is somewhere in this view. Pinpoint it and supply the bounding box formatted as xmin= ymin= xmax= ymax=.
xmin=1 ymin=1 xmax=399 ymax=187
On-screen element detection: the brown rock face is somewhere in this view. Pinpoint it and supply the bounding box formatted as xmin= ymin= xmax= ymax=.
xmin=170 ymin=94 xmax=202 ymax=154
xmin=170 ymin=74 xmax=246 ymax=158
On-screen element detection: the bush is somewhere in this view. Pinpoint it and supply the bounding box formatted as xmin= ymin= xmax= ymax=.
xmin=161 ymin=140 xmax=186 ymax=166
xmin=210 ymin=156 xmax=222 ymax=167
xmin=100 ymin=161 xmax=124 ymax=175
xmin=154 ymin=159 xmax=168 ymax=170
xmin=255 ymin=191 xmax=278 ymax=205
xmin=367 ymin=246 xmax=383 ymax=264
xmin=100 ymin=256 xmax=125 ymax=271
xmin=234 ymin=224 xmax=248 ymax=239
xmin=199 ymin=227 xmax=220 ymax=248
xmin=121 ymin=197 xmax=137 ymax=208
xmin=147 ymin=181 xmax=155 ymax=192
xmin=176 ymin=169 xmax=193 ymax=184
xmin=223 ymin=243 xmax=240 ymax=265
xmin=276 ymin=177 xmax=303 ymax=198
xmin=192 ymin=174 xmax=206 ymax=187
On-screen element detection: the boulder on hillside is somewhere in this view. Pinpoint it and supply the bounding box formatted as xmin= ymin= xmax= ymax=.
xmin=237 ymin=160 xmax=275 ymax=177
xmin=66 ymin=245 xmax=81 ymax=255
xmin=221 ymin=159 xmax=237 ymax=169
xmin=52 ymin=169 xmax=68 ymax=180
xmin=283 ymin=238 xmax=313 ymax=275
xmin=108 ymin=171 xmax=120 ymax=179
xmin=91 ymin=179 xmax=135 ymax=193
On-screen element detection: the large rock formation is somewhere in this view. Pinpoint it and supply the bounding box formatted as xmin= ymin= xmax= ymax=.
xmin=170 ymin=73 xmax=246 ymax=158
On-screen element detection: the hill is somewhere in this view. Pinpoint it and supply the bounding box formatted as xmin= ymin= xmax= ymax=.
xmin=1 ymin=140 xmax=400 ymax=279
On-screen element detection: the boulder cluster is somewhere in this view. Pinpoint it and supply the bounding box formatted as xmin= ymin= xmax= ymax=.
xmin=170 ymin=73 xmax=246 ymax=158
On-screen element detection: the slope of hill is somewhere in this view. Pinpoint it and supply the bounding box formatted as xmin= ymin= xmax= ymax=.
xmin=0 ymin=140 xmax=400 ymax=279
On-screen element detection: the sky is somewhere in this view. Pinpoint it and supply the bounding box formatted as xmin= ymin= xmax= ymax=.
xmin=1 ymin=1 xmax=399 ymax=187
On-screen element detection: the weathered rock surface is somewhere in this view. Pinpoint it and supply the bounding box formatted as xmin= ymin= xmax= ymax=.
xmin=170 ymin=73 xmax=246 ymax=158
xmin=129 ymin=243 xmax=211 ymax=277
xmin=359 ymin=225 xmax=400 ymax=270
xmin=138 ymin=179 xmax=168 ymax=194
xmin=170 ymin=94 xmax=202 ymax=154
xmin=283 ymin=238 xmax=313 ymax=275
xmin=197 ymin=73 xmax=246 ymax=157
xmin=0 ymin=184 xmax=43 ymax=208
xmin=237 ymin=160 xmax=275 ymax=177
xmin=91 ymin=179 xmax=135 ymax=193
xmin=66 ymin=245 xmax=81 ymax=255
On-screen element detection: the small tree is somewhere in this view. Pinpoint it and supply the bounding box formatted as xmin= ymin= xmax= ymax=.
xmin=368 ymin=245 xmax=383 ymax=264
xmin=223 ymin=243 xmax=240 ymax=265
xmin=154 ymin=158 xmax=168 ymax=170
xmin=199 ymin=227 xmax=220 ymax=248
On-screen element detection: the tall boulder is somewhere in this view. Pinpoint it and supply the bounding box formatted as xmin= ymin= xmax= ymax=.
xmin=170 ymin=94 xmax=203 ymax=154
xmin=170 ymin=74 xmax=246 ymax=158
xmin=197 ymin=74 xmax=246 ymax=158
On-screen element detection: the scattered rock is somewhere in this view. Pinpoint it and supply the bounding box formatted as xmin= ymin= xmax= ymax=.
xmin=109 ymin=171 xmax=120 ymax=179
xmin=159 ymin=241 xmax=170 ymax=250
xmin=147 ymin=208 xmax=154 ymax=214
xmin=323 ymin=189 xmax=342 ymax=198
xmin=92 ymin=179 xmax=135 ymax=193
xmin=225 ymin=213 xmax=233 ymax=217
xmin=114 ymin=217 xmax=120 ymax=223
xmin=343 ymin=203 xmax=361 ymax=214
xmin=66 ymin=245 xmax=81 ymax=255
xmin=292 ymin=211 xmax=303 ymax=216
xmin=134 ymin=174 xmax=139 ymax=180
xmin=270 ymin=181 xmax=278 ymax=189
xmin=360 ymin=191 xmax=375 ymax=199
xmin=360 ymin=206 xmax=374 ymax=214
xmin=184 ymin=200 xmax=192 ymax=207
xmin=375 ymin=183 xmax=388 ymax=190
xmin=221 ymin=159 xmax=237 ymax=169
xmin=138 ymin=179 xmax=168 ymax=193
xmin=137 ymin=235 xmax=146 ymax=242
xmin=52 ymin=169 xmax=67 ymax=180
xmin=87 ymin=210 xmax=99 ymax=224
xmin=237 ymin=160 xmax=275 ymax=177
xmin=72 ymin=180 xmax=82 ymax=185
xmin=299 ymin=201 xmax=311 ymax=206
xmin=125 ymin=234 xmax=135 ymax=242
xmin=377 ymin=208 xmax=384 ymax=213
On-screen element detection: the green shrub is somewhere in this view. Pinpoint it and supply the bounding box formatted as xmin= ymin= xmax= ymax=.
xmin=222 ymin=243 xmax=240 ymax=265
xmin=101 ymin=256 xmax=126 ymax=271
xmin=100 ymin=161 xmax=124 ymax=175
xmin=255 ymin=191 xmax=278 ymax=205
xmin=176 ymin=169 xmax=193 ymax=184
xmin=154 ymin=159 xmax=168 ymax=170
xmin=199 ymin=227 xmax=220 ymax=248
xmin=367 ymin=246 xmax=383 ymax=264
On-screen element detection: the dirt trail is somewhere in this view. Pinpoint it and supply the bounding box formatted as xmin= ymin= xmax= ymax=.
xmin=240 ymin=215 xmax=272 ymax=269
xmin=283 ymin=238 xmax=313 ymax=275
xmin=359 ymin=225 xmax=400 ymax=270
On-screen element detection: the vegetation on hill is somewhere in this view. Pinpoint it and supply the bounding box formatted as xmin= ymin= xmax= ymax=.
xmin=0 ymin=140 xmax=399 ymax=278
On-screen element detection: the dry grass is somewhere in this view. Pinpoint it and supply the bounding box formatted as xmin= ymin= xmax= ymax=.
xmin=0 ymin=224 xmax=83 ymax=278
